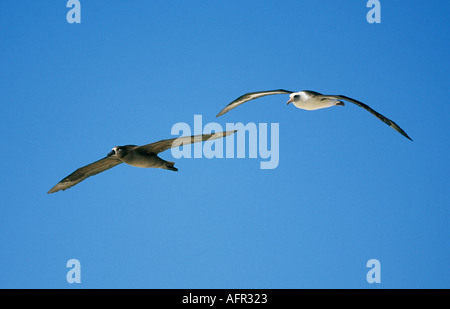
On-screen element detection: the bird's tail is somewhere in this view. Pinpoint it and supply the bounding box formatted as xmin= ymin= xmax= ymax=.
xmin=164 ymin=161 xmax=178 ymax=172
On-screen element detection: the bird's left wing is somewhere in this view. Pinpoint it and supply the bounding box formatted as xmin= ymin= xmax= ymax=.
xmin=137 ymin=130 xmax=237 ymax=154
xmin=216 ymin=89 xmax=293 ymax=117
xmin=48 ymin=156 xmax=123 ymax=194
xmin=319 ymin=95 xmax=412 ymax=141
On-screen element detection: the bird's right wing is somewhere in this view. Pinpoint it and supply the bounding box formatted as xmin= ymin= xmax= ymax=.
xmin=48 ymin=157 xmax=123 ymax=194
xmin=216 ymin=89 xmax=293 ymax=117
xmin=319 ymin=95 xmax=412 ymax=141
xmin=137 ymin=130 xmax=237 ymax=154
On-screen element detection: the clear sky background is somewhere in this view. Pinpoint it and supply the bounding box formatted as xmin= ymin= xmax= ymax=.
xmin=0 ymin=0 xmax=448 ymax=288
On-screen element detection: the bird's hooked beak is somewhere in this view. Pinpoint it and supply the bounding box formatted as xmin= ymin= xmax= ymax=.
xmin=107 ymin=150 xmax=115 ymax=157
xmin=287 ymin=97 xmax=294 ymax=105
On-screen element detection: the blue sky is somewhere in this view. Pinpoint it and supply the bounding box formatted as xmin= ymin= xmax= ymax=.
xmin=0 ymin=0 xmax=449 ymax=288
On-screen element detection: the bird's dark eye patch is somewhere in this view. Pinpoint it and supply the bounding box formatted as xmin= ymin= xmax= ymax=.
xmin=294 ymin=95 xmax=299 ymax=99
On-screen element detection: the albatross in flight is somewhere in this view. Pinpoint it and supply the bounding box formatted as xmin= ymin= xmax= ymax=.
xmin=48 ymin=131 xmax=236 ymax=194
xmin=216 ymin=89 xmax=412 ymax=140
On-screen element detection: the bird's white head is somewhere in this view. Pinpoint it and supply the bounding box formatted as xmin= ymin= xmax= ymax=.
xmin=287 ymin=92 xmax=302 ymax=105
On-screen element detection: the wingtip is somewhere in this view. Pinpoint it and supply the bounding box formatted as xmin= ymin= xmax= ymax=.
xmin=224 ymin=130 xmax=238 ymax=136
xmin=397 ymin=132 xmax=413 ymax=141
xmin=47 ymin=183 xmax=65 ymax=194
xmin=399 ymin=129 xmax=413 ymax=141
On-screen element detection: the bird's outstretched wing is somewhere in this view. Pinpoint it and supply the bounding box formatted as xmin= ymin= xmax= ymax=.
xmin=319 ymin=95 xmax=412 ymax=141
xmin=137 ymin=130 xmax=237 ymax=154
xmin=48 ymin=157 xmax=123 ymax=194
xmin=216 ymin=89 xmax=293 ymax=117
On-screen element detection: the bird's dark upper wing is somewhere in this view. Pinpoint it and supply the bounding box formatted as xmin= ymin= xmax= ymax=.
xmin=319 ymin=95 xmax=412 ymax=141
xmin=48 ymin=157 xmax=123 ymax=194
xmin=137 ymin=130 xmax=237 ymax=154
xmin=216 ymin=89 xmax=293 ymax=117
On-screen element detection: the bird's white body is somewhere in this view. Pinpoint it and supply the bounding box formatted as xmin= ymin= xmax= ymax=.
xmin=289 ymin=91 xmax=341 ymax=111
